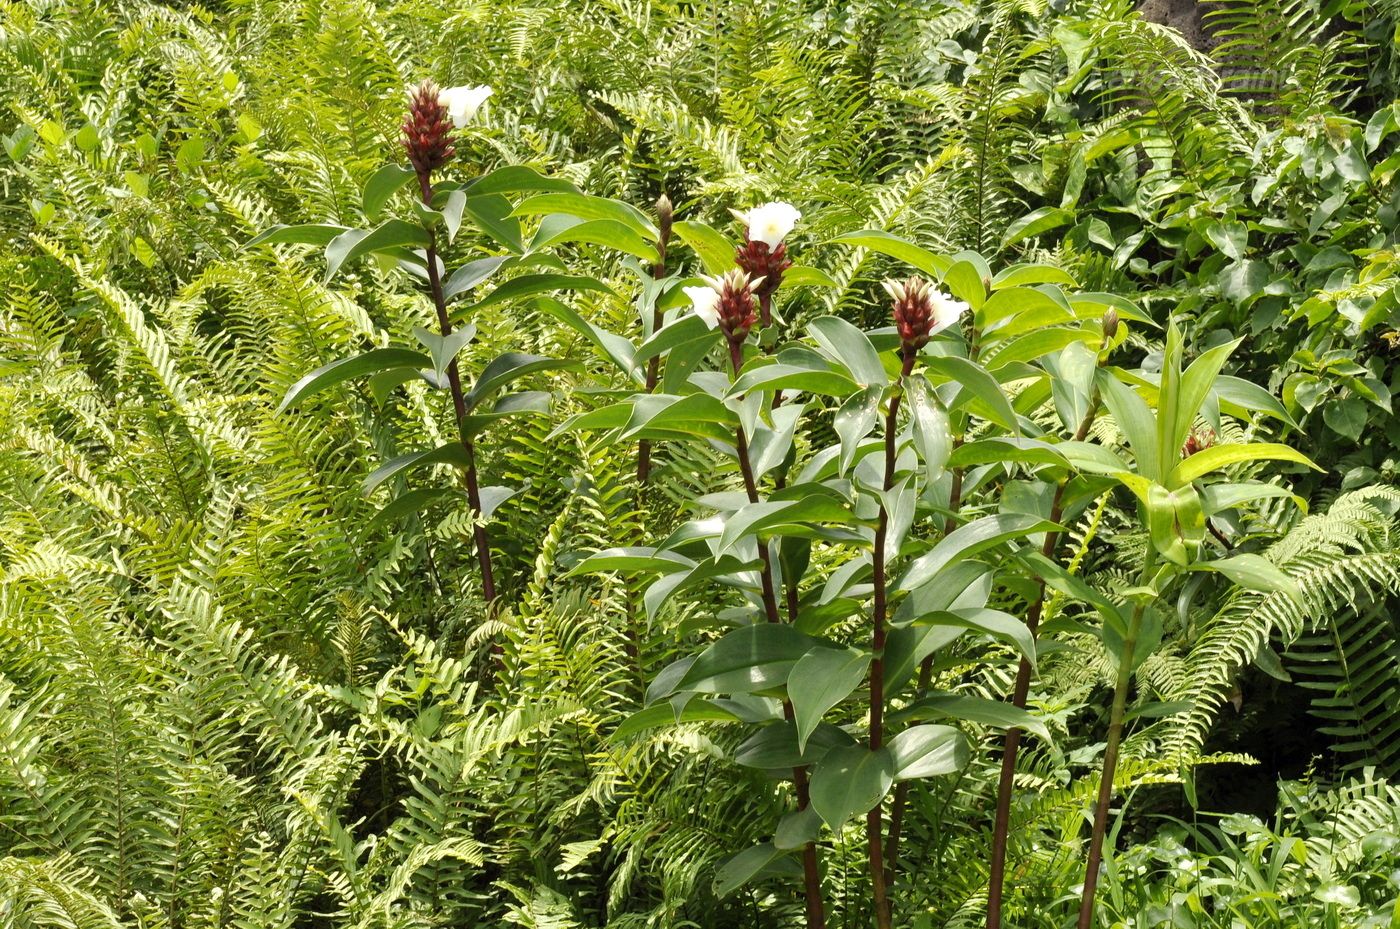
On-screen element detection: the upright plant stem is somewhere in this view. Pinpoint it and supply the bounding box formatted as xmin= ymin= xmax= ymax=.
xmin=985 ymin=401 xmax=1097 ymax=929
xmin=884 ymin=434 xmax=963 ymax=876
xmin=867 ymin=353 xmax=916 ymax=929
xmin=419 ymin=175 xmax=495 ymax=603
xmin=729 ymin=339 xmax=826 ymax=929
xmin=1076 ymin=597 xmax=1147 ymax=929
xmin=635 ymin=225 xmax=668 ymax=485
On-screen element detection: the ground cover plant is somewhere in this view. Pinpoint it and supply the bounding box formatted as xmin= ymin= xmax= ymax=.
xmin=4 ymin=0 xmax=1400 ymax=927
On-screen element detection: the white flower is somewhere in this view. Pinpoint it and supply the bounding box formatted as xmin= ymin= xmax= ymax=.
xmin=731 ymin=201 xmax=801 ymax=249
xmin=684 ymin=283 xmax=722 ymax=329
xmin=928 ymin=288 xmax=970 ymax=335
xmin=439 ymin=85 xmax=493 ymax=125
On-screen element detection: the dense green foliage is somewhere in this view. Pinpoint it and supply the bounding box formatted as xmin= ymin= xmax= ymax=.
xmin=5 ymin=0 xmax=1400 ymax=927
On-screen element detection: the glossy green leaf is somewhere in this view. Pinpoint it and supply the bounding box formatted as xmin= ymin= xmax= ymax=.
xmin=280 ymin=348 xmax=430 ymax=412
xmin=461 ymin=194 xmax=524 ymax=252
xmin=612 ymin=699 xmax=742 ymax=740
xmin=1170 ymin=443 xmax=1320 ymax=487
xmin=442 ymin=255 xmax=509 ymax=302
xmin=531 ymin=217 xmax=657 ymax=260
xmin=512 ymin=192 xmax=659 ymax=241
xmin=903 ymin=694 xmax=1050 ymax=741
xmin=897 ymin=513 xmax=1057 ymax=591
xmin=809 ymin=745 xmax=895 ymax=829
xmin=363 ymin=164 xmax=415 ymax=220
xmin=245 ymin=223 xmax=349 ymax=249
xmin=413 ymin=323 xmax=477 ymax=381
xmin=887 ymin=725 xmax=969 ymax=780
xmin=466 ymin=352 xmax=575 ymax=410
xmin=363 ymin=442 xmax=469 ymax=495
xmin=808 ymin=316 xmax=888 ymax=387
xmin=789 ymin=647 xmax=870 ymax=752
xmin=828 ymin=230 xmax=951 ymax=277
xmin=325 ymin=220 xmax=430 ymax=280
xmin=1193 ymin=553 xmax=1301 ymax=601
xmin=713 ymin=843 xmax=793 ymax=898
xmin=922 ymin=356 xmax=1018 ymax=432
xmin=672 ymin=220 xmax=736 ymax=274
xmin=1002 ymin=206 xmax=1074 ymax=248
xmin=677 ymin=624 xmax=819 ymax=694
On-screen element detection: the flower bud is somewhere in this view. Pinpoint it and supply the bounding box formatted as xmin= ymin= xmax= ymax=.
xmin=402 ymin=81 xmax=455 ymax=184
xmin=883 ymin=276 xmax=969 ymax=361
xmin=656 ymin=193 xmax=674 ymax=246
xmin=685 ymin=269 xmax=762 ymax=344
xmin=1102 ymin=307 xmax=1120 ymax=344
xmin=1182 ymin=428 xmax=1215 ymax=458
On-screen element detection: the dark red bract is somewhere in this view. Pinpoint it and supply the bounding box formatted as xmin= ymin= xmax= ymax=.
xmin=403 ymin=81 xmax=455 ymax=183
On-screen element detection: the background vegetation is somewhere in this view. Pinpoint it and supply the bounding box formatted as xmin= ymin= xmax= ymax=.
xmin=3 ymin=0 xmax=1400 ymax=926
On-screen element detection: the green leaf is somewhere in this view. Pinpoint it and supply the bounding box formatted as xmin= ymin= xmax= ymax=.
xmin=677 ymin=624 xmax=819 ymax=694
xmin=569 ymin=547 xmax=693 ymax=577
xmin=1002 ymin=206 xmax=1074 ymax=248
xmin=536 ymin=296 xmax=639 ymax=380
xmin=789 ymin=647 xmax=870 ymax=752
xmin=531 ymin=217 xmax=657 ymax=261
xmin=636 ymin=312 xmax=719 ymax=364
xmin=782 ymin=266 xmax=839 ymax=289
xmin=466 ymin=352 xmax=575 ymax=410
xmin=902 ymin=694 xmax=1050 ymax=741
xmin=672 ymin=220 xmax=736 ymax=274
xmin=947 ymin=437 xmax=1068 ymax=471
xmin=461 ymin=194 xmax=524 ymax=252
xmin=728 ymin=360 xmax=860 ymax=399
xmin=991 ymin=264 xmax=1078 ymax=289
xmin=907 ymin=376 xmax=951 ymax=482
xmin=921 ymin=356 xmax=1018 ymax=432
xmin=887 ymin=725 xmax=969 ymax=780
xmin=280 ymin=348 xmax=430 ymax=412
xmin=1098 ymin=370 xmax=1160 ymax=481
xmin=363 ymin=164 xmax=416 ymax=220
xmin=714 ymin=843 xmax=791 ymax=898
xmin=1193 ymin=554 xmax=1301 ymax=601
xmin=897 ymin=514 xmax=1057 ymax=591
xmin=828 ymin=230 xmax=951 ymax=277
xmin=460 ymin=273 xmax=613 ymax=319
xmin=325 ymin=220 xmax=430 ymax=280
xmin=834 ymin=386 xmax=882 ymax=475
xmin=917 ymin=608 xmax=1037 ymax=667
xmin=1170 ymin=338 xmax=1239 ymax=468
xmin=512 ymin=192 xmax=659 ymax=241
xmin=246 ymin=223 xmax=349 ymax=249
xmin=613 ymin=699 xmax=741 ymax=740
xmin=413 ymin=323 xmax=477 ymax=381
xmin=774 ymin=806 xmax=822 ymax=851
xmin=363 ymin=442 xmax=470 ymax=495
xmin=809 ymin=745 xmax=895 ymax=829
xmin=466 ymin=165 xmax=579 ymax=196
xmin=808 ymin=316 xmax=887 ymax=387
xmin=1169 ymin=443 xmax=1320 ymax=487
xmin=735 ymin=721 xmax=854 ymax=769
xmin=717 ymin=496 xmax=854 ymax=553
xmin=441 ymin=255 xmax=510 ymax=302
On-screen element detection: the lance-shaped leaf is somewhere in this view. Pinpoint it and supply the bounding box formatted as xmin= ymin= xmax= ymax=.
xmin=672 ymin=220 xmax=737 ymax=274
xmin=728 ymin=359 xmax=860 ymax=399
xmin=676 ymin=624 xmax=819 ymax=694
xmin=991 ymin=264 xmax=1078 ymax=289
xmin=612 ymin=698 xmax=743 ymax=741
xmin=717 ymin=496 xmax=855 ymax=554
xmin=568 ymin=546 xmax=694 ymax=577
xmin=1098 ymin=369 xmax=1160 ymax=480
xmin=809 ymin=745 xmax=895 ymax=829
xmin=460 ymin=193 xmax=523 ymax=252
xmin=735 ymin=721 xmax=856 ymax=770
xmin=635 ymin=312 xmax=720 ymax=365
xmin=363 ymin=164 xmax=415 ymax=220
xmin=922 ymin=355 xmax=1019 ymax=432
xmin=947 ymin=437 xmax=1069 ymax=470
xmin=788 ymin=646 xmax=871 ymax=751
xmin=325 ymin=220 xmax=430 ymax=280
xmin=1214 ymin=375 xmax=1299 ymax=430
xmin=512 ymin=192 xmax=659 ymax=241
xmin=887 ymin=725 xmax=969 ymax=780
xmin=916 ymin=608 xmax=1037 ymax=668
xmin=457 ymin=273 xmax=613 ymax=320
xmin=245 ymin=223 xmax=349 ymax=249
xmin=413 ymin=322 xmax=477 ymax=381
xmin=899 ymin=694 xmax=1050 ymax=741
xmin=531 ymin=217 xmax=656 ymax=261
xmin=466 ymin=165 xmax=579 ymax=196
xmin=833 ymin=385 xmax=882 ymax=475
xmin=1169 ymin=443 xmax=1320 ymax=487
xmin=983 ymin=326 xmax=1098 ymax=369
xmin=1192 ymin=553 xmax=1301 ymax=601
xmin=897 ymin=513 xmax=1058 ymax=592
xmin=907 ymin=376 xmax=951 ymax=483
xmin=363 ymin=442 xmax=470 ymax=495
xmin=621 ymin=393 xmax=736 ymax=442
xmin=460 ymin=391 xmax=551 ymax=438
xmin=366 ymin=486 xmax=454 ymax=531
xmin=774 ymin=806 xmax=823 ymax=851
xmin=748 ymin=403 xmax=805 ymax=480
xmin=280 ymin=348 xmax=430 ymax=412
xmin=809 ymin=316 xmax=888 ymax=387
xmin=828 ymin=230 xmax=952 ymax=277
xmin=536 ymin=296 xmax=639 ymax=381
xmin=441 ymin=255 xmax=509 ymax=302
xmin=713 ymin=843 xmax=799 ymax=898
xmin=465 ymin=352 xmax=576 ymax=410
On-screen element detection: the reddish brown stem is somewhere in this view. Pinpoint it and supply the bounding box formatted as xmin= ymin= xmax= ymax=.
xmin=731 ymin=343 xmax=826 ymax=929
xmin=419 ymin=174 xmax=495 ymax=604
xmin=985 ymin=401 xmax=1098 ymax=929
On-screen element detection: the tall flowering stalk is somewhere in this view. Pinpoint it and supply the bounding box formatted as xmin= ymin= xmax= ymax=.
xmin=865 ymin=278 xmax=966 ymax=928
xmin=732 ymin=202 xmax=799 ymax=328
xmin=686 ymin=270 xmax=827 ymax=929
xmin=635 ymin=194 xmax=674 ymax=486
xmin=403 ymin=80 xmax=498 ymax=603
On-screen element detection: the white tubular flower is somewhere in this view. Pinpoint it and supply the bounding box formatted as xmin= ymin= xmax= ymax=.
xmin=439 ymin=85 xmax=493 ymax=125
xmin=730 ymin=201 xmax=801 ymax=249
xmin=928 ymin=288 xmax=971 ymax=335
xmin=684 ymin=282 xmax=722 ymax=329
